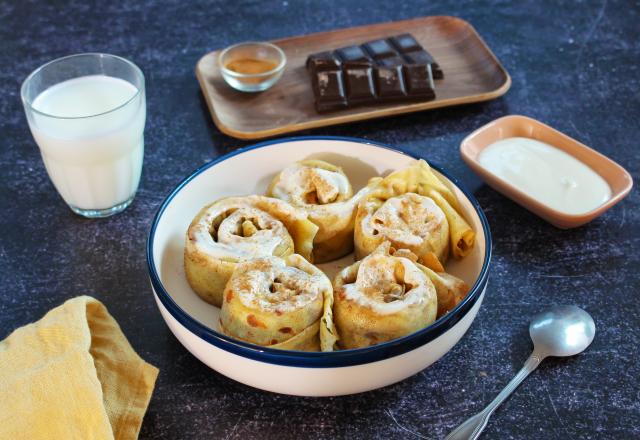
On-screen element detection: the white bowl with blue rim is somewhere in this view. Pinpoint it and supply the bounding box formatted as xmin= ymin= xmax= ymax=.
xmin=147 ymin=137 xmax=491 ymax=396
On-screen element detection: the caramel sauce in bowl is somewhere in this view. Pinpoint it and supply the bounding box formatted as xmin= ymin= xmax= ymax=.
xmin=219 ymin=42 xmax=286 ymax=92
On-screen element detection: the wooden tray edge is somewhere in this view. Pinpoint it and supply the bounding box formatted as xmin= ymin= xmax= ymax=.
xmin=197 ymin=16 xmax=512 ymax=141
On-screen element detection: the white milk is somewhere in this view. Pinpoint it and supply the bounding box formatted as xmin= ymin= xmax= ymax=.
xmin=28 ymin=75 xmax=145 ymax=211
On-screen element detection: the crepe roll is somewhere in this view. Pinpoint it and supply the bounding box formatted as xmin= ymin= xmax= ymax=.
xmin=355 ymin=192 xmax=449 ymax=271
xmin=220 ymin=255 xmax=337 ymax=351
xmin=332 ymin=243 xmax=438 ymax=349
xmin=185 ymin=195 xmax=318 ymax=307
xmin=267 ymin=159 xmax=377 ymax=263
xmin=359 ymin=159 xmax=475 ymax=261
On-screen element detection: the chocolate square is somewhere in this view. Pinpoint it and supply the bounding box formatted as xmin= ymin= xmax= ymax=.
xmin=403 ymin=49 xmax=444 ymax=79
xmin=376 ymin=56 xmax=405 ymax=67
xmin=363 ymin=39 xmax=397 ymax=59
xmin=375 ymin=65 xmax=406 ymax=99
xmin=336 ymin=45 xmax=370 ymax=63
xmin=306 ymin=51 xmax=341 ymax=71
xmin=313 ymin=70 xmax=346 ymax=100
xmin=403 ymin=63 xmax=435 ymax=97
xmin=389 ymin=33 xmax=421 ymax=53
xmin=344 ymin=66 xmax=375 ymax=101
xmin=312 ymin=69 xmax=348 ymax=112
xmin=403 ymin=49 xmax=435 ymax=65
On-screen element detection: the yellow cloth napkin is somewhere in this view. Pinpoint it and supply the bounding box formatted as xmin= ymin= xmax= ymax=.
xmin=0 ymin=296 xmax=158 ymax=440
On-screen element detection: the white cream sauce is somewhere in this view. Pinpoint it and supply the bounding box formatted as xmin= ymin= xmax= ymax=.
xmin=478 ymin=137 xmax=611 ymax=215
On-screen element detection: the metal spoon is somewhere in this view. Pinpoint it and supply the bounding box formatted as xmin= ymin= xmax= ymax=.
xmin=445 ymin=305 xmax=596 ymax=440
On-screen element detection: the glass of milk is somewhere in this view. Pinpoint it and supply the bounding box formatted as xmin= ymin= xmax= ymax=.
xmin=21 ymin=53 xmax=146 ymax=218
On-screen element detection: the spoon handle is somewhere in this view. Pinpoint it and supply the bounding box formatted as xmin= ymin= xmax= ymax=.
xmin=444 ymin=352 xmax=543 ymax=440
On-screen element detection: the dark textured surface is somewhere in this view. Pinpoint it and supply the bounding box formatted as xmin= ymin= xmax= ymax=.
xmin=1 ymin=0 xmax=639 ymax=438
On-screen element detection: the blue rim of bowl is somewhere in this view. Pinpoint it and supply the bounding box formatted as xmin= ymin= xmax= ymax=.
xmin=146 ymin=136 xmax=492 ymax=368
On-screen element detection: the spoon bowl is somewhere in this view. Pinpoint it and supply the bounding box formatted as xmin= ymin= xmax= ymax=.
xmin=530 ymin=305 xmax=596 ymax=358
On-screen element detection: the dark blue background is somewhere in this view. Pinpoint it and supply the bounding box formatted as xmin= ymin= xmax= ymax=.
xmin=1 ymin=0 xmax=638 ymax=438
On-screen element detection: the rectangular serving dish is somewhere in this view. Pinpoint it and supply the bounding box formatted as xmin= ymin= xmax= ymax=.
xmin=460 ymin=115 xmax=633 ymax=228
xmin=196 ymin=16 xmax=511 ymax=140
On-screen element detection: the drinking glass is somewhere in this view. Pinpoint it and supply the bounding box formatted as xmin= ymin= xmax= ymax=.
xmin=21 ymin=53 xmax=146 ymax=218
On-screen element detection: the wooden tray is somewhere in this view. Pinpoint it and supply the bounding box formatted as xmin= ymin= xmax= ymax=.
xmin=196 ymin=16 xmax=511 ymax=140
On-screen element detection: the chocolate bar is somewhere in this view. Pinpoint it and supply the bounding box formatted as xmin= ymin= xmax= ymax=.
xmin=307 ymin=34 xmax=442 ymax=112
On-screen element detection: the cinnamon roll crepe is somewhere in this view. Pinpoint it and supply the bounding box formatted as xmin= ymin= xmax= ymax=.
xmin=267 ymin=159 xmax=377 ymax=263
xmin=220 ymin=255 xmax=337 ymax=351
xmin=355 ymin=159 xmax=475 ymax=270
xmin=333 ymin=243 xmax=437 ymax=348
xmin=333 ymin=243 xmax=470 ymax=349
xmin=185 ymin=195 xmax=318 ymax=307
